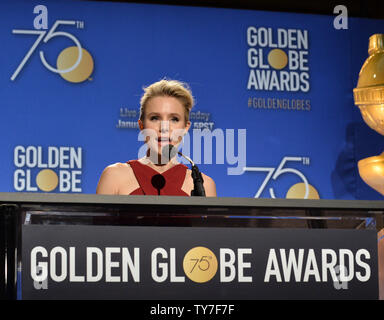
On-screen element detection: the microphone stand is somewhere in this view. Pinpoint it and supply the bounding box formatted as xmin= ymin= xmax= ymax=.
xmin=177 ymin=152 xmax=206 ymax=197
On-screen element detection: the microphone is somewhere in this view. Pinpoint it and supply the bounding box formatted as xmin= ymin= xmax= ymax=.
xmin=162 ymin=144 xmax=206 ymax=197
xmin=151 ymin=174 xmax=166 ymax=195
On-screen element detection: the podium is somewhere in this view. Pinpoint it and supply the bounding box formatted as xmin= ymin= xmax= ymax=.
xmin=1 ymin=192 xmax=383 ymax=300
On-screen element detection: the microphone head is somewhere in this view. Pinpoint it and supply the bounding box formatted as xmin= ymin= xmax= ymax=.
xmin=151 ymin=174 xmax=166 ymax=191
xmin=161 ymin=144 xmax=177 ymax=162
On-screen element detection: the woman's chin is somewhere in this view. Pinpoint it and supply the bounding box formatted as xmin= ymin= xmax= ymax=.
xmin=148 ymin=141 xmax=179 ymax=150
xmin=146 ymin=143 xmax=179 ymax=164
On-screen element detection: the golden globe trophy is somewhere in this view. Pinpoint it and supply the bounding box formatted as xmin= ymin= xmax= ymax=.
xmin=353 ymin=34 xmax=384 ymax=196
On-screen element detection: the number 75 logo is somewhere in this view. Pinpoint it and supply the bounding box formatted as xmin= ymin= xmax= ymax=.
xmin=11 ymin=20 xmax=94 ymax=83
xmin=243 ymin=156 xmax=320 ymax=199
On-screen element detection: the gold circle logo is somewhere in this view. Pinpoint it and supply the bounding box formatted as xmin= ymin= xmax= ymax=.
xmin=268 ymin=49 xmax=288 ymax=70
xmin=56 ymin=46 xmax=94 ymax=83
xmin=36 ymin=169 xmax=59 ymax=192
xmin=285 ymin=182 xmax=320 ymax=199
xmin=183 ymin=247 xmax=218 ymax=283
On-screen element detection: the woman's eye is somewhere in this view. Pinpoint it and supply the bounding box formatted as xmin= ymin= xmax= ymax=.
xmin=150 ymin=116 xmax=159 ymax=121
xmin=171 ymin=117 xmax=179 ymax=122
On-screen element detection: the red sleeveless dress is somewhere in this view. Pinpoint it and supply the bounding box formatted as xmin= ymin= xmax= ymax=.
xmin=127 ymin=160 xmax=189 ymax=196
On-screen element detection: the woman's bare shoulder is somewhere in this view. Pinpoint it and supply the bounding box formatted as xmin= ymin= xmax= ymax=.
xmin=201 ymin=172 xmax=216 ymax=196
xmin=96 ymin=162 xmax=135 ymax=194
xmin=101 ymin=162 xmax=133 ymax=177
xmin=105 ymin=162 xmax=132 ymax=171
xmin=184 ymin=169 xmax=217 ymax=197
xmin=201 ymin=172 xmax=216 ymax=188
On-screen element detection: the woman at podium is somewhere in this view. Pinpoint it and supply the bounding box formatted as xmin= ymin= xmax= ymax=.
xmin=96 ymin=79 xmax=217 ymax=196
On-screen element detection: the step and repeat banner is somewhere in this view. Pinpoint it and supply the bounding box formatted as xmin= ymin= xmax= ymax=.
xmin=1 ymin=0 xmax=384 ymax=199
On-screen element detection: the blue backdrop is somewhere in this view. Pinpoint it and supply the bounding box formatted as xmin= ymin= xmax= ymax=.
xmin=1 ymin=0 xmax=384 ymax=199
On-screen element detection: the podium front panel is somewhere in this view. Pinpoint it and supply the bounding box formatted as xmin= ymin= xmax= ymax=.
xmin=21 ymin=224 xmax=377 ymax=300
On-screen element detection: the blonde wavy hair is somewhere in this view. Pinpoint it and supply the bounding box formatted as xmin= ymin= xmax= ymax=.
xmin=139 ymin=79 xmax=194 ymax=124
